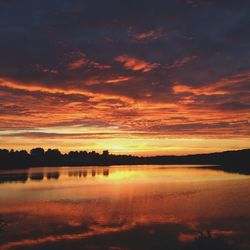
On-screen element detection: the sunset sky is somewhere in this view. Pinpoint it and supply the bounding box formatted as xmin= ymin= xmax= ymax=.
xmin=0 ymin=0 xmax=250 ymax=155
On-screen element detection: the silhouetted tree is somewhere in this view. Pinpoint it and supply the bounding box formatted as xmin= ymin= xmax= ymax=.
xmin=45 ymin=149 xmax=62 ymax=165
xmin=0 ymin=148 xmax=249 ymax=171
xmin=30 ymin=148 xmax=45 ymax=166
xmin=30 ymin=148 xmax=45 ymax=157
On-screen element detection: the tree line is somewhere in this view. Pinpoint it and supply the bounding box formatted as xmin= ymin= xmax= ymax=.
xmin=0 ymin=148 xmax=249 ymax=172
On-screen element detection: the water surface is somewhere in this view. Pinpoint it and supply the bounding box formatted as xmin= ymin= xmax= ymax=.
xmin=1 ymin=165 xmax=250 ymax=250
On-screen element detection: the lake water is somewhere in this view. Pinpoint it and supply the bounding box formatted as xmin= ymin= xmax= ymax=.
xmin=0 ymin=165 xmax=250 ymax=250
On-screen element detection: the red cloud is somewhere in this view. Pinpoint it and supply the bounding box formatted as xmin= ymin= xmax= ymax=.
xmin=173 ymin=70 xmax=250 ymax=96
xmin=131 ymin=28 xmax=164 ymax=42
xmin=114 ymin=55 xmax=159 ymax=72
xmin=68 ymin=58 xmax=88 ymax=70
xmin=167 ymin=55 xmax=197 ymax=69
xmin=68 ymin=53 xmax=111 ymax=70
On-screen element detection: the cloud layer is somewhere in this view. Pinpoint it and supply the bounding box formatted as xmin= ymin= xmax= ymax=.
xmin=0 ymin=0 xmax=249 ymax=154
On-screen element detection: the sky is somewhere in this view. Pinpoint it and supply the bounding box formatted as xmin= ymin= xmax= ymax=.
xmin=0 ymin=0 xmax=250 ymax=155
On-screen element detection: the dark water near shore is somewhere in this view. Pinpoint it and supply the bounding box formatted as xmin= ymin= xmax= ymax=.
xmin=0 ymin=165 xmax=250 ymax=250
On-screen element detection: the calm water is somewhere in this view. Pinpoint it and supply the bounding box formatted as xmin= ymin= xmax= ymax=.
xmin=0 ymin=165 xmax=250 ymax=250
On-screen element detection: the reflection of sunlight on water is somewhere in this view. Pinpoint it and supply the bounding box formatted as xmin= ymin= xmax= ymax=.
xmin=0 ymin=165 xmax=249 ymax=190
xmin=0 ymin=166 xmax=250 ymax=250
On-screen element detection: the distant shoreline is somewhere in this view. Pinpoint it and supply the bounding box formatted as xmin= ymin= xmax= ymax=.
xmin=0 ymin=148 xmax=249 ymax=174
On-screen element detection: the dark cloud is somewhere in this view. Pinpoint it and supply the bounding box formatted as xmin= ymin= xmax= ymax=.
xmin=217 ymin=102 xmax=250 ymax=111
xmin=0 ymin=0 xmax=250 ymax=151
xmin=148 ymin=121 xmax=250 ymax=136
xmin=1 ymin=0 xmax=250 ymax=88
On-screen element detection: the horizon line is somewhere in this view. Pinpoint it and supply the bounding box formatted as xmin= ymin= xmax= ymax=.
xmin=1 ymin=147 xmax=249 ymax=158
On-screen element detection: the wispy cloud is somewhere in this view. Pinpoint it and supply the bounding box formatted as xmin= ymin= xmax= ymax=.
xmin=167 ymin=55 xmax=197 ymax=69
xmin=68 ymin=52 xmax=111 ymax=70
xmin=129 ymin=28 xmax=164 ymax=42
xmin=105 ymin=76 xmax=133 ymax=84
xmin=173 ymin=70 xmax=250 ymax=95
xmin=32 ymin=64 xmax=58 ymax=74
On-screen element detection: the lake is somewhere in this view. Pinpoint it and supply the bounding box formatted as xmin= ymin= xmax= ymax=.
xmin=0 ymin=165 xmax=250 ymax=250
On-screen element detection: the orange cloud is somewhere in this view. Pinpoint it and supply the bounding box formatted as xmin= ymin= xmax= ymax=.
xmin=115 ymin=55 xmax=159 ymax=72
xmin=105 ymin=76 xmax=133 ymax=84
xmin=172 ymin=84 xmax=195 ymax=94
xmin=0 ymin=69 xmax=250 ymax=156
xmin=0 ymin=79 xmax=133 ymax=103
xmin=173 ymin=70 xmax=250 ymax=96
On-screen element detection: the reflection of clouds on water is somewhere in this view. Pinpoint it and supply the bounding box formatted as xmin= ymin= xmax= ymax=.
xmin=0 ymin=215 xmax=6 ymax=240
xmin=0 ymin=209 xmax=249 ymax=250
xmin=53 ymin=198 xmax=110 ymax=205
xmin=1 ymin=189 xmax=250 ymax=250
xmin=180 ymin=230 xmax=240 ymax=250
xmin=0 ymin=218 xmax=245 ymax=250
xmin=0 ymin=166 xmax=250 ymax=249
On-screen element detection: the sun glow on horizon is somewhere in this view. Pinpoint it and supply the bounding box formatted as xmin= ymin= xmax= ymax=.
xmin=1 ymin=1 xmax=250 ymax=155
xmin=0 ymin=130 xmax=249 ymax=156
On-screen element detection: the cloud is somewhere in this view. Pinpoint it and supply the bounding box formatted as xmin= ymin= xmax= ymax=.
xmin=1 ymin=132 xmax=126 ymax=140
xmin=105 ymin=76 xmax=133 ymax=84
xmin=89 ymin=61 xmax=112 ymax=70
xmin=114 ymin=55 xmax=159 ymax=72
xmin=129 ymin=28 xmax=164 ymax=42
xmin=0 ymin=104 xmax=29 ymax=116
xmin=148 ymin=120 xmax=250 ymax=137
xmin=173 ymin=70 xmax=250 ymax=96
xmin=217 ymin=102 xmax=250 ymax=111
xmin=68 ymin=58 xmax=88 ymax=70
xmin=68 ymin=52 xmax=111 ymax=70
xmin=1 ymin=0 xmax=250 ymax=154
xmin=83 ymin=76 xmax=133 ymax=86
xmin=167 ymin=55 xmax=197 ymax=69
xmin=32 ymin=64 xmax=58 ymax=74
